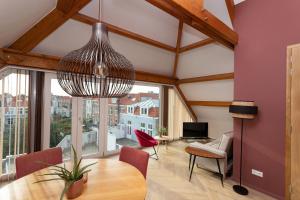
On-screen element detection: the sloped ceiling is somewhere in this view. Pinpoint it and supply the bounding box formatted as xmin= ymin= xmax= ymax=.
xmin=0 ymin=0 xmax=235 ymax=132
xmin=0 ymin=0 xmax=234 ymax=60
xmin=0 ymin=0 xmax=56 ymax=47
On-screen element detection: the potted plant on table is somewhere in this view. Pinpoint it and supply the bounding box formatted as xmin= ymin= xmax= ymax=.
xmin=35 ymin=146 xmax=96 ymax=200
xmin=159 ymin=127 xmax=168 ymax=137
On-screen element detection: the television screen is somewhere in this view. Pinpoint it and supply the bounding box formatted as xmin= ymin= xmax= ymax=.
xmin=182 ymin=122 xmax=208 ymax=139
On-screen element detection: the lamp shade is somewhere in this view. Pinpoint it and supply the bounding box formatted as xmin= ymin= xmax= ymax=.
xmin=229 ymin=101 xmax=258 ymax=119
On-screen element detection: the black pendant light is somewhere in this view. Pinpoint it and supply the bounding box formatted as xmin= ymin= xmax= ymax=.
xmin=57 ymin=0 xmax=135 ymax=98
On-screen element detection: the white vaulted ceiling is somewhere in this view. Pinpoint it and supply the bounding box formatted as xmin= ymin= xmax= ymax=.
xmin=81 ymin=0 xmax=179 ymax=47
xmin=0 ymin=0 xmax=236 ymax=135
xmin=0 ymin=0 xmax=56 ymax=47
xmin=0 ymin=0 xmax=234 ymax=76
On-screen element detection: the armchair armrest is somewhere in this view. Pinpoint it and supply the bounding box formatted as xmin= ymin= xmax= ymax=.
xmin=189 ymin=142 xmax=226 ymax=157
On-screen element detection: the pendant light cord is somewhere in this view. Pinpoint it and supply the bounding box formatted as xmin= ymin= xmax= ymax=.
xmin=98 ymin=0 xmax=102 ymax=22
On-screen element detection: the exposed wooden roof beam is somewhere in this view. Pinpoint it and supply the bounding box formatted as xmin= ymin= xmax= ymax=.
xmin=57 ymin=0 xmax=78 ymax=13
xmin=146 ymin=0 xmax=238 ymax=49
xmin=187 ymin=101 xmax=231 ymax=107
xmin=0 ymin=48 xmax=177 ymax=85
xmin=172 ymin=20 xmax=183 ymax=78
xmin=179 ymin=38 xmax=215 ymax=53
xmin=72 ymin=13 xmax=177 ymax=52
xmin=175 ymin=85 xmax=197 ymax=121
xmin=9 ymin=0 xmax=92 ymax=52
xmin=135 ymin=71 xmax=177 ymax=85
xmin=177 ymin=72 xmax=234 ymax=84
xmin=225 ymin=0 xmax=235 ymax=24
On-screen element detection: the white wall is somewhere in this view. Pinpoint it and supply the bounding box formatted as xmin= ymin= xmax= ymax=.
xmin=193 ymin=106 xmax=233 ymax=139
xmin=177 ymin=42 xmax=234 ymax=139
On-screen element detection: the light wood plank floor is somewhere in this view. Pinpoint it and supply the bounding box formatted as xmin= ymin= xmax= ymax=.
xmin=142 ymin=141 xmax=275 ymax=200
xmin=0 ymin=141 xmax=275 ymax=200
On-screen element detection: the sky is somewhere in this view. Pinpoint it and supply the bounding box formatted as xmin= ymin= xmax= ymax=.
xmin=0 ymin=72 xmax=28 ymax=96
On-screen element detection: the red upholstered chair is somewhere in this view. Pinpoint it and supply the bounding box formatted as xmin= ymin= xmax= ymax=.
xmin=119 ymin=146 xmax=150 ymax=178
xmin=134 ymin=129 xmax=159 ymax=160
xmin=15 ymin=147 xmax=63 ymax=179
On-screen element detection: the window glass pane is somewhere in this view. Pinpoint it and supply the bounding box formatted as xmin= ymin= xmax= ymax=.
xmin=0 ymin=70 xmax=29 ymax=175
xmin=107 ymin=85 xmax=160 ymax=151
xmin=50 ymin=79 xmax=72 ymax=159
xmin=82 ymin=98 xmax=100 ymax=156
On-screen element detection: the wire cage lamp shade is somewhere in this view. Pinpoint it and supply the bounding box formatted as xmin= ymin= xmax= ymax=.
xmin=57 ymin=22 xmax=135 ymax=98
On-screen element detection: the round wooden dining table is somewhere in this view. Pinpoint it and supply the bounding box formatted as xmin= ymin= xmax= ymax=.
xmin=0 ymin=159 xmax=147 ymax=200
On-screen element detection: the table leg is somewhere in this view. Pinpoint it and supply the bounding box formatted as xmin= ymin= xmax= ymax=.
xmin=216 ymin=159 xmax=224 ymax=187
xmin=189 ymin=154 xmax=192 ymax=170
xmin=157 ymin=141 xmax=160 ymax=153
xmin=189 ymin=155 xmax=196 ymax=181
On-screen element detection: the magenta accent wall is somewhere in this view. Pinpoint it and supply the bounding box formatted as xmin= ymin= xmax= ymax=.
xmin=234 ymin=0 xmax=300 ymax=199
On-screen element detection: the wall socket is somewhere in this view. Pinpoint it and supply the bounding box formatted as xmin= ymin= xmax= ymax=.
xmin=252 ymin=169 xmax=263 ymax=178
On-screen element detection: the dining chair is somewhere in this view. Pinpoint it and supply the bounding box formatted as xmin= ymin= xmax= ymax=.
xmin=134 ymin=129 xmax=159 ymax=160
xmin=119 ymin=146 xmax=150 ymax=178
xmin=15 ymin=147 xmax=63 ymax=179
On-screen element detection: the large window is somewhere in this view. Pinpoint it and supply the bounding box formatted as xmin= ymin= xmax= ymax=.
xmin=0 ymin=69 xmax=29 ymax=175
xmin=50 ymin=79 xmax=72 ymax=159
xmin=82 ymin=99 xmax=100 ymax=156
xmin=43 ymin=74 xmax=163 ymax=156
xmin=107 ymin=84 xmax=161 ymax=151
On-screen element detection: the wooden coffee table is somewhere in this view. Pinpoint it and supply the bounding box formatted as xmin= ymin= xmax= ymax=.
xmin=185 ymin=146 xmax=225 ymax=186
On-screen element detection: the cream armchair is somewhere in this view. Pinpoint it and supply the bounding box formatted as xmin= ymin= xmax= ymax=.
xmin=189 ymin=131 xmax=233 ymax=178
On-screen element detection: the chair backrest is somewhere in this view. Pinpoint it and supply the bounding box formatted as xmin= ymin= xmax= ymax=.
xmin=134 ymin=129 xmax=157 ymax=147
xmin=218 ymin=131 xmax=233 ymax=152
xmin=119 ymin=146 xmax=150 ymax=178
xmin=15 ymin=147 xmax=63 ymax=179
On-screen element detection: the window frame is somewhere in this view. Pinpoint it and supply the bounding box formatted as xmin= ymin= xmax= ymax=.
xmin=42 ymin=73 xmax=164 ymax=157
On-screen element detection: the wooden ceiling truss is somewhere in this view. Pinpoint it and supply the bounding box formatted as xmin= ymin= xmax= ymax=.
xmin=3 ymin=0 xmax=237 ymax=122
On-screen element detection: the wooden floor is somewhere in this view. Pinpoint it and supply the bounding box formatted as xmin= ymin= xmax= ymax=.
xmin=0 ymin=141 xmax=275 ymax=200
xmin=143 ymin=141 xmax=275 ymax=200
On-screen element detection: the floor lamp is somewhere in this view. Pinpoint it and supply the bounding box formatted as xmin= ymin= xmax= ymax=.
xmin=229 ymin=101 xmax=258 ymax=195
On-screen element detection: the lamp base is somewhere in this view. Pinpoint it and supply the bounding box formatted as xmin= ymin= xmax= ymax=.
xmin=233 ymin=185 xmax=248 ymax=195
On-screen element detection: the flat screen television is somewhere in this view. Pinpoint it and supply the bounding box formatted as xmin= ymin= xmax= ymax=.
xmin=182 ymin=122 xmax=208 ymax=139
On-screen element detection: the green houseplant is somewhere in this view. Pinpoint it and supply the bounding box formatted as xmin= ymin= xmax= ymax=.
xmin=35 ymin=146 xmax=96 ymax=200
xmin=159 ymin=127 xmax=168 ymax=137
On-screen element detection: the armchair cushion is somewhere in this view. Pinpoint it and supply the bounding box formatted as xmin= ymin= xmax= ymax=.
xmin=218 ymin=131 xmax=233 ymax=152
xmin=189 ymin=142 xmax=226 ymax=157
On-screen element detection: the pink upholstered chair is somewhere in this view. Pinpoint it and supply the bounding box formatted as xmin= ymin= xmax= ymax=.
xmin=119 ymin=146 xmax=150 ymax=178
xmin=15 ymin=147 xmax=63 ymax=179
xmin=134 ymin=129 xmax=159 ymax=160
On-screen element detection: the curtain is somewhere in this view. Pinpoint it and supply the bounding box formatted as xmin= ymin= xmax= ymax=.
xmin=0 ymin=69 xmax=29 ymax=177
xmin=168 ymin=88 xmax=194 ymax=140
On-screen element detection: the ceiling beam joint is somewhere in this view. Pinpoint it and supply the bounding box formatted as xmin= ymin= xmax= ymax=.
xmin=146 ymin=0 xmax=238 ymax=49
